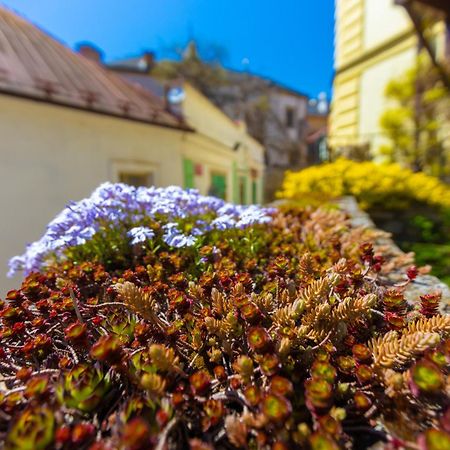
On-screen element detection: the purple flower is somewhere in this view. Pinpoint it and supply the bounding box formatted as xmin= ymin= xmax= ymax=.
xmin=127 ymin=226 xmax=155 ymax=245
xmin=211 ymin=215 xmax=237 ymax=230
xmin=8 ymin=182 xmax=274 ymax=277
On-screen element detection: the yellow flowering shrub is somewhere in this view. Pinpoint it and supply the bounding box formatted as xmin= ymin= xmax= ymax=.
xmin=278 ymin=159 xmax=450 ymax=211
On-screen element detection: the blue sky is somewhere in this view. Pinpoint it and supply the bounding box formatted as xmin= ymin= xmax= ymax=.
xmin=1 ymin=0 xmax=335 ymax=98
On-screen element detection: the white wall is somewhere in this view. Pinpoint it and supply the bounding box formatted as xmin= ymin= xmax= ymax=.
xmin=364 ymin=0 xmax=411 ymax=50
xmin=0 ymin=95 xmax=185 ymax=294
xmin=358 ymin=46 xmax=417 ymax=152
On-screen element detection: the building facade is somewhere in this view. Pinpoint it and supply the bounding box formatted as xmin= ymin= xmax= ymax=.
xmin=113 ymin=70 xmax=265 ymax=205
xmin=212 ymin=71 xmax=310 ymax=201
xmin=330 ymin=0 xmax=448 ymax=156
xmin=110 ymin=46 xmax=310 ymax=201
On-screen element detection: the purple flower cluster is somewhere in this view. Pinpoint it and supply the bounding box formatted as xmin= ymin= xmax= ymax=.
xmin=9 ymin=183 xmax=274 ymax=277
xmin=127 ymin=226 xmax=155 ymax=245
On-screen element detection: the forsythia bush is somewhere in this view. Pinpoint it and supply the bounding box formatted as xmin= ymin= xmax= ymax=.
xmin=1 ymin=184 xmax=450 ymax=450
xmin=278 ymin=159 xmax=450 ymax=211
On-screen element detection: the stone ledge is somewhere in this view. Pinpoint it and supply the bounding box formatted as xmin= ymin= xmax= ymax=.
xmin=336 ymin=196 xmax=450 ymax=314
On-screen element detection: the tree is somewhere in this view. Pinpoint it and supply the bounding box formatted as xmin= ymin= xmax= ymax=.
xmin=151 ymin=41 xmax=308 ymax=171
xmin=150 ymin=41 xmax=229 ymax=102
xmin=379 ymin=52 xmax=450 ymax=176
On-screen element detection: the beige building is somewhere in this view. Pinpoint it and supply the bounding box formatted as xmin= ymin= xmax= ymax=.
xmin=330 ymin=0 xmax=448 ymax=154
xmin=0 ymin=7 xmax=264 ymax=293
xmin=111 ymin=69 xmax=265 ymax=205
xmin=110 ymin=46 xmax=309 ymax=201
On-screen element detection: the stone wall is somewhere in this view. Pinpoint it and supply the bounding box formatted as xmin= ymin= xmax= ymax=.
xmin=337 ymin=196 xmax=450 ymax=314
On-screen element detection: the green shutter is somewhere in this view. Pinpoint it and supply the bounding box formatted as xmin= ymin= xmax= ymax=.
xmin=232 ymin=162 xmax=239 ymax=203
xmin=183 ymin=158 xmax=194 ymax=189
xmin=252 ymin=179 xmax=258 ymax=204
xmin=211 ymin=173 xmax=227 ymax=200
xmin=239 ymin=175 xmax=248 ymax=204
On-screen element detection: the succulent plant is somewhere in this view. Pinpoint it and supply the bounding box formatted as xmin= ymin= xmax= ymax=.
xmin=56 ymin=364 xmax=111 ymax=412
xmin=0 ymin=190 xmax=449 ymax=449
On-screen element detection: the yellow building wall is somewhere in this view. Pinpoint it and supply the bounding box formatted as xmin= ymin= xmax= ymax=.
xmin=331 ymin=0 xmax=446 ymax=155
xmin=181 ymin=83 xmax=265 ymax=204
xmin=363 ymin=0 xmax=411 ymax=50
xmin=359 ymin=45 xmax=417 ymax=152
xmin=182 ymin=132 xmax=235 ymax=200
xmin=0 ymin=94 xmax=186 ymax=294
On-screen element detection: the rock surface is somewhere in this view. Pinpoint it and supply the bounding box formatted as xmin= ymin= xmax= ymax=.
xmin=337 ymin=196 xmax=450 ymax=314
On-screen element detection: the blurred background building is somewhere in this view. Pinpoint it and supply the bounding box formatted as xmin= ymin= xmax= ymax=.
xmin=329 ymin=0 xmax=449 ymax=163
xmin=109 ymin=43 xmax=328 ymax=200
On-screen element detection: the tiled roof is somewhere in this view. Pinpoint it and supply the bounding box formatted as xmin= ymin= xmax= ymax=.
xmin=0 ymin=7 xmax=189 ymax=130
xmin=108 ymin=53 xmax=309 ymax=100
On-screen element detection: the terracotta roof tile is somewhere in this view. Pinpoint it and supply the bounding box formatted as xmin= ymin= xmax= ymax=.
xmin=0 ymin=7 xmax=190 ymax=130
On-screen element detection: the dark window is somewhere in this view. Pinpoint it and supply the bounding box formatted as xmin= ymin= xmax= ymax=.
xmin=285 ymin=107 xmax=295 ymax=128
xmin=119 ymin=172 xmax=154 ymax=187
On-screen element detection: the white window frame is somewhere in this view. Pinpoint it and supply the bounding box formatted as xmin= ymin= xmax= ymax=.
xmin=110 ymin=159 xmax=158 ymax=187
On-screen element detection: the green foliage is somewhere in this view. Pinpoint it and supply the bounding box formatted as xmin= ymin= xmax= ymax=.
xmin=402 ymin=242 xmax=450 ymax=285
xmin=379 ymin=52 xmax=450 ymax=175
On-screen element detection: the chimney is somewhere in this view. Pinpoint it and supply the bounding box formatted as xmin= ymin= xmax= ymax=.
xmin=76 ymin=42 xmax=104 ymax=63
xmin=139 ymin=51 xmax=155 ymax=72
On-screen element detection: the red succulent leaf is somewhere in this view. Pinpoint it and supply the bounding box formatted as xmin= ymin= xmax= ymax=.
xmin=204 ymin=399 xmax=224 ymax=420
xmin=55 ymin=426 xmax=71 ymax=444
xmin=417 ymin=428 xmax=450 ymax=450
xmin=71 ymin=422 xmax=95 ymax=444
xmin=90 ymin=334 xmax=123 ymax=364
xmin=420 ymin=292 xmax=441 ymax=318
xmin=385 ymin=312 xmax=405 ymax=330
xmin=354 ymin=391 xmax=372 ymax=411
xmin=244 ymin=385 xmax=262 ymax=407
xmin=410 ymin=360 xmax=444 ymax=395
xmin=383 ymin=290 xmax=407 ymax=314
xmin=247 ymin=327 xmax=271 ymax=352
xmin=12 ymin=322 xmax=25 ymax=334
xmin=64 ymin=321 xmax=87 ymax=343
xmin=213 ymin=365 xmax=227 ymax=382
xmin=336 ymin=356 xmax=355 ymax=374
xmin=0 ymin=306 xmax=21 ymax=321
xmin=190 ymin=370 xmax=211 ymax=396
xmin=318 ymin=415 xmax=342 ymax=436
xmin=309 ymin=432 xmax=339 ymax=450
xmin=406 ymin=265 xmax=418 ymax=280
xmin=171 ymin=392 xmax=185 ymax=407
xmin=92 ymin=316 xmax=104 ymax=326
xmin=156 ymin=409 xmax=169 ymax=428
xmin=272 ymin=442 xmax=289 ymax=450
xmin=261 ymin=393 xmax=292 ymax=424
xmin=259 ymin=353 xmax=280 ymax=376
xmin=240 ymin=302 xmax=262 ymax=323
xmin=270 ymin=376 xmax=293 ymax=397
xmin=25 ymin=376 xmax=49 ymax=399
xmin=352 ymin=344 xmax=372 ymax=362
xmin=311 ymin=361 xmax=336 ymax=383
xmin=16 ymin=367 xmax=33 ymax=382
xmin=305 ymin=378 xmax=333 ymax=411
xmin=356 ymin=365 xmax=373 ymax=384
xmin=6 ymin=289 xmax=21 ymax=302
